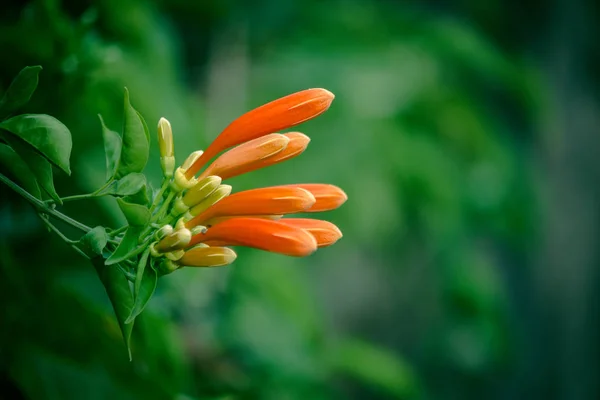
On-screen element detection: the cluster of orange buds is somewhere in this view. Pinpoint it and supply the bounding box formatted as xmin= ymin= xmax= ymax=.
xmin=150 ymin=88 xmax=347 ymax=273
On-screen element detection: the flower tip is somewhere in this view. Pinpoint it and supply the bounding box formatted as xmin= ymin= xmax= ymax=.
xmin=284 ymin=131 xmax=311 ymax=143
xmin=279 ymin=218 xmax=342 ymax=248
xmin=316 ymin=88 xmax=335 ymax=101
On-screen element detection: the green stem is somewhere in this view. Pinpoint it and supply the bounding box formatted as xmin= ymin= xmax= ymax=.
xmin=117 ymin=264 xmax=136 ymax=282
xmin=153 ymin=191 xmax=176 ymax=223
xmin=0 ymin=172 xmax=91 ymax=233
xmin=38 ymin=214 xmax=77 ymax=244
xmin=109 ymin=225 xmax=128 ymax=236
xmin=149 ymin=179 xmax=171 ymax=215
xmin=54 ymin=193 xmax=98 ymax=203
xmin=45 ymin=179 xmax=113 ymax=205
xmin=38 ymin=214 xmax=90 ymax=259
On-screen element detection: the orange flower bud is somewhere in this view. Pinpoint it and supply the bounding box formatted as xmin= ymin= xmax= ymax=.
xmin=217 ymin=132 xmax=311 ymax=180
xmin=284 ymin=184 xmax=347 ymax=212
xmin=185 ymin=186 xmax=315 ymax=228
xmin=198 ymin=133 xmax=290 ymax=180
xmin=178 ymin=245 xmax=237 ymax=267
xmin=279 ymin=218 xmax=343 ymax=247
xmin=204 ymin=214 xmax=282 ymax=227
xmin=185 ymin=88 xmax=334 ymax=178
xmin=189 ymin=217 xmax=317 ymax=257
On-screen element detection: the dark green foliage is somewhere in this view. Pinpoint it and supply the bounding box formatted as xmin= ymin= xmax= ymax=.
xmin=1 ymin=0 xmax=598 ymax=399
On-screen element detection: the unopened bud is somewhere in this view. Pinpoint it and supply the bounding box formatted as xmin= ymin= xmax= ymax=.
xmin=181 ymin=150 xmax=203 ymax=170
xmin=178 ymin=245 xmax=237 ymax=268
xmin=175 ymin=217 xmax=187 ymax=230
xmin=154 ymin=228 xmax=192 ymax=253
xmin=159 ymin=259 xmax=179 ymax=275
xmin=164 ymin=249 xmax=185 ymax=261
xmin=182 ymin=175 xmax=222 ymax=207
xmin=190 ymin=225 xmax=208 ymax=235
xmin=153 ymin=224 xmax=173 ymax=241
xmin=158 ymin=117 xmax=175 ymax=178
xmin=188 ymin=185 xmax=232 ymax=218
xmin=171 ymin=167 xmax=198 ymax=192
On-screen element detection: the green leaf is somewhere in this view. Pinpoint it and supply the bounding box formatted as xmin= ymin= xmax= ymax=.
xmin=105 ymin=226 xmax=144 ymax=265
xmin=92 ymin=257 xmax=134 ymax=360
xmin=98 ymin=114 xmax=121 ymax=180
xmin=105 ymin=198 xmax=150 ymax=265
xmin=116 ymin=197 xmax=150 ymax=227
xmin=115 ymin=88 xmax=149 ymax=178
xmin=0 ymin=114 xmax=72 ymax=175
xmin=0 ymin=66 xmax=42 ymax=119
xmin=0 ymin=143 xmax=41 ymax=198
xmin=135 ymin=109 xmax=151 ymax=143
xmin=2 ymin=133 xmax=61 ymax=202
xmin=123 ymin=182 xmax=151 ymax=206
xmin=125 ymin=253 xmax=157 ymax=324
xmin=329 ymin=338 xmax=420 ymax=399
xmin=96 ymin=173 xmax=146 ymax=197
xmin=77 ymin=226 xmax=108 ymax=257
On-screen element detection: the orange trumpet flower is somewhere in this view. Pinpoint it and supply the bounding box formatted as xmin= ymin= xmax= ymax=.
xmin=185 ymin=186 xmax=316 ymax=228
xmin=198 ymin=133 xmax=290 ymax=180
xmin=188 ymin=217 xmax=318 ymax=257
xmin=284 ymin=184 xmax=347 ymax=212
xmin=279 ymin=218 xmax=343 ymax=247
xmin=185 ymin=88 xmax=334 ymax=178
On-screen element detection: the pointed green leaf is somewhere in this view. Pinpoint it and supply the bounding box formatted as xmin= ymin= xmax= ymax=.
xmin=0 ymin=143 xmax=41 ymax=198
xmin=96 ymin=173 xmax=146 ymax=197
xmin=98 ymin=114 xmax=121 ymax=180
xmin=105 ymin=198 xmax=150 ymax=265
xmin=77 ymin=226 xmax=108 ymax=257
xmin=115 ymin=88 xmax=148 ymax=178
xmin=0 ymin=66 xmax=42 ymax=119
xmin=2 ymin=133 xmax=60 ymax=202
xmin=92 ymin=257 xmax=134 ymax=360
xmin=0 ymin=114 xmax=72 ymax=175
xmin=125 ymin=252 xmax=157 ymax=324
xmin=105 ymin=226 xmax=144 ymax=265
xmin=116 ymin=197 xmax=150 ymax=227
xmin=135 ymin=109 xmax=150 ymax=143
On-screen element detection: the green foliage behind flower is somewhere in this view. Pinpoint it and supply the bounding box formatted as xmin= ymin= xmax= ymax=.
xmin=2 ymin=0 xmax=598 ymax=399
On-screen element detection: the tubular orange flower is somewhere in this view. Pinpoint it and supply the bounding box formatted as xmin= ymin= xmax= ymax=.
xmin=188 ymin=217 xmax=318 ymax=257
xmin=185 ymin=186 xmax=316 ymax=228
xmin=279 ymin=218 xmax=343 ymax=247
xmin=198 ymin=133 xmax=290 ymax=180
xmin=148 ymin=88 xmax=345 ymax=268
xmin=284 ymin=184 xmax=347 ymax=212
xmin=214 ymin=132 xmax=310 ymax=181
xmin=204 ymin=214 xmax=282 ymax=226
xmin=185 ymin=88 xmax=334 ymax=178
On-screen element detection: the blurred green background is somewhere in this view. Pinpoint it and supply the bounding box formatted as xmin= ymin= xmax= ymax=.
xmin=1 ymin=0 xmax=600 ymax=399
